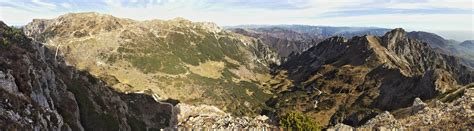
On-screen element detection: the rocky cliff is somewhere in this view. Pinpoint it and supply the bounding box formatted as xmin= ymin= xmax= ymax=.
xmin=0 ymin=21 xmax=173 ymax=130
xmin=230 ymin=27 xmax=322 ymax=61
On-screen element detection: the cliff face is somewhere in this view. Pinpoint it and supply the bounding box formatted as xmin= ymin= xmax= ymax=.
xmin=230 ymin=27 xmax=322 ymax=61
xmin=0 ymin=21 xmax=173 ymax=130
xmin=267 ymin=28 xmax=474 ymax=127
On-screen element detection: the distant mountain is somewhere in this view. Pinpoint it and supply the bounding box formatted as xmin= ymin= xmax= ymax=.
xmin=407 ymin=31 xmax=450 ymax=49
xmin=460 ymin=40 xmax=474 ymax=49
xmin=226 ymin=25 xmax=390 ymax=38
xmin=229 ymin=27 xmax=322 ymax=61
xmin=266 ymin=28 xmax=473 ymax=127
xmin=406 ymin=31 xmax=474 ymax=69
xmin=228 ymin=25 xmax=391 ymax=61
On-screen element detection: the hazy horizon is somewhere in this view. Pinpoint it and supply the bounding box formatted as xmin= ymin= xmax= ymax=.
xmin=1 ymin=0 xmax=473 ymax=41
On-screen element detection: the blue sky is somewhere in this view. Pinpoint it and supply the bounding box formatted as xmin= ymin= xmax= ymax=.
xmin=0 ymin=0 xmax=473 ymax=40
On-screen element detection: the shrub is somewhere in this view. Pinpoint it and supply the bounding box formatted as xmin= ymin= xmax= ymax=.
xmin=279 ymin=111 xmax=321 ymax=131
xmin=0 ymin=26 xmax=32 ymax=50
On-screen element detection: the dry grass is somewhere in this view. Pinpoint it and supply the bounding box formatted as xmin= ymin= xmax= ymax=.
xmin=187 ymin=61 xmax=225 ymax=79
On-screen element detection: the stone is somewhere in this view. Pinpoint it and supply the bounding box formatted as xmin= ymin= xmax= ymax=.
xmin=411 ymin=97 xmax=427 ymax=114
xmin=327 ymin=123 xmax=354 ymax=131
xmin=0 ymin=70 xmax=19 ymax=94
xmin=314 ymin=100 xmax=319 ymax=108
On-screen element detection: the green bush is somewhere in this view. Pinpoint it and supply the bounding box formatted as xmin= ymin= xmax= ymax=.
xmin=1 ymin=26 xmax=30 ymax=48
xmin=279 ymin=111 xmax=321 ymax=131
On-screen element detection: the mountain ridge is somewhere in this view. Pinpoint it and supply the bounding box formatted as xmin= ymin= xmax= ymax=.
xmin=23 ymin=12 xmax=281 ymax=116
xmin=267 ymin=28 xmax=473 ymax=127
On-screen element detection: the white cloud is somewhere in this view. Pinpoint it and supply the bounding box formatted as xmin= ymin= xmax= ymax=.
xmin=0 ymin=0 xmax=472 ymax=40
xmin=61 ymin=3 xmax=72 ymax=8
xmin=31 ymin=0 xmax=57 ymax=9
xmin=0 ymin=6 xmax=61 ymax=25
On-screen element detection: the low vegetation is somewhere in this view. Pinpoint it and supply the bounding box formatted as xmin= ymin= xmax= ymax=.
xmin=0 ymin=26 xmax=30 ymax=48
xmin=67 ymin=80 xmax=120 ymax=131
xmin=279 ymin=111 xmax=321 ymax=131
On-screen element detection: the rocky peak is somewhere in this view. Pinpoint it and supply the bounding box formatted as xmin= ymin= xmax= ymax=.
xmin=22 ymin=19 xmax=52 ymax=41
xmin=385 ymin=28 xmax=407 ymax=37
xmin=381 ymin=28 xmax=408 ymax=48
xmin=196 ymin=22 xmax=222 ymax=33
xmin=167 ymin=17 xmax=222 ymax=32
xmin=170 ymin=17 xmax=192 ymax=23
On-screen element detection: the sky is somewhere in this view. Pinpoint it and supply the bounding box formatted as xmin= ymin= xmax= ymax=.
xmin=0 ymin=0 xmax=473 ymax=41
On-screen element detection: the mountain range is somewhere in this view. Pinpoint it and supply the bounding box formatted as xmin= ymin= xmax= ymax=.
xmin=1 ymin=12 xmax=473 ymax=130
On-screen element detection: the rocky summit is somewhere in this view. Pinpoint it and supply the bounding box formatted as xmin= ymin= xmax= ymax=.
xmin=1 ymin=12 xmax=473 ymax=130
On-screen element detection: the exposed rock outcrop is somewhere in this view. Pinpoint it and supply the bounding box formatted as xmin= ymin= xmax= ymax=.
xmin=327 ymin=86 xmax=473 ymax=129
xmin=362 ymin=86 xmax=474 ymax=129
xmin=172 ymin=103 xmax=275 ymax=129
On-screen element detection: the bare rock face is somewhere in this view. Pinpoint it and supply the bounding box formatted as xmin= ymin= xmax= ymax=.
xmin=172 ymin=103 xmax=275 ymax=129
xmin=230 ymin=27 xmax=322 ymax=61
xmin=327 ymin=123 xmax=355 ymax=131
xmin=411 ymin=98 xmax=427 ymax=114
xmin=361 ymin=111 xmax=401 ymax=129
xmin=360 ymin=85 xmax=474 ymax=129
xmin=0 ymin=70 xmax=19 ymax=94
xmin=329 ymin=86 xmax=474 ymax=130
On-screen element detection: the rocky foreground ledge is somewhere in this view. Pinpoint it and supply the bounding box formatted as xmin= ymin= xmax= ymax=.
xmin=329 ymin=87 xmax=474 ymax=130
xmin=170 ymin=103 xmax=276 ymax=129
xmin=165 ymin=87 xmax=473 ymax=130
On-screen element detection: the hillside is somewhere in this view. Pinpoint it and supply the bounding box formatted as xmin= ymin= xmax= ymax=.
xmin=0 ymin=21 xmax=173 ymax=130
xmin=266 ymin=28 xmax=474 ymax=127
xmin=23 ymin=12 xmax=281 ymax=116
